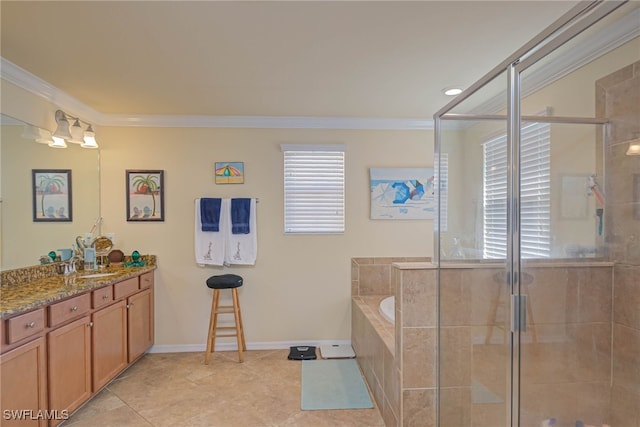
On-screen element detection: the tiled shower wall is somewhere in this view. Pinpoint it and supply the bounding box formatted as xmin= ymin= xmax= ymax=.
xmin=597 ymin=60 xmax=640 ymax=426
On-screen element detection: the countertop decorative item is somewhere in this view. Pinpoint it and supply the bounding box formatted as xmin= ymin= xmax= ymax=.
xmin=108 ymin=249 xmax=125 ymax=264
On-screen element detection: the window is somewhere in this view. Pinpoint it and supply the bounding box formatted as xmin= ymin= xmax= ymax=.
xmin=435 ymin=153 xmax=448 ymax=232
xmin=483 ymin=122 xmax=550 ymax=259
xmin=281 ymin=144 xmax=345 ymax=234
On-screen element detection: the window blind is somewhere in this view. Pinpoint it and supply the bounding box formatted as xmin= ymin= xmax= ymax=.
xmin=282 ymin=146 xmax=345 ymax=234
xmin=435 ymin=153 xmax=448 ymax=232
xmin=483 ymin=122 xmax=550 ymax=259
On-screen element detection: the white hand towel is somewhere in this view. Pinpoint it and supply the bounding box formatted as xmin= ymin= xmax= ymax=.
xmin=224 ymin=198 xmax=257 ymax=265
xmin=194 ymin=198 xmax=229 ymax=266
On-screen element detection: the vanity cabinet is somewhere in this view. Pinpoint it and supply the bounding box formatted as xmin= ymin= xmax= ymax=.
xmin=0 ymin=336 xmax=47 ymax=427
xmin=0 ymin=268 xmax=155 ymax=426
xmin=47 ymin=316 xmax=92 ymax=425
xmin=127 ymin=288 xmax=153 ymax=362
xmin=91 ymin=299 xmax=127 ymax=391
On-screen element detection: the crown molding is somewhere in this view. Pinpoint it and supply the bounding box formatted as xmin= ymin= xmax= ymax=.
xmin=1 ymin=57 xmax=105 ymax=124
xmin=102 ymin=114 xmax=433 ymax=130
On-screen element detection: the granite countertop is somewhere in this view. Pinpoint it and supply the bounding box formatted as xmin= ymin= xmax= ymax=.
xmin=1 ymin=264 xmax=157 ymax=319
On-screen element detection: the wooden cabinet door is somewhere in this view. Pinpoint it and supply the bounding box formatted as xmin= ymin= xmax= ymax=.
xmin=91 ymin=300 xmax=127 ymax=392
xmin=127 ymin=289 xmax=153 ymax=362
xmin=47 ymin=316 xmax=91 ymax=425
xmin=0 ymin=337 xmax=47 ymax=427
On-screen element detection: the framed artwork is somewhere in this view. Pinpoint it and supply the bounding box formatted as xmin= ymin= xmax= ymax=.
xmin=370 ymin=168 xmax=435 ymax=220
xmin=32 ymin=169 xmax=72 ymax=222
xmin=126 ymin=170 xmax=164 ymax=221
xmin=215 ymin=162 xmax=244 ymax=184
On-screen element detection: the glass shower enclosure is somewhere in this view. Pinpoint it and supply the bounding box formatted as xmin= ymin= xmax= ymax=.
xmin=434 ymin=1 xmax=639 ymax=426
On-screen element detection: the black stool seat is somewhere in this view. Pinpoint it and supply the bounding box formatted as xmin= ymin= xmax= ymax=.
xmin=206 ymin=274 xmax=243 ymax=289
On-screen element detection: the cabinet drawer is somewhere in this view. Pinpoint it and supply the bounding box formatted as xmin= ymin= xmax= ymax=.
xmin=113 ymin=277 xmax=139 ymax=300
xmin=92 ymin=285 xmax=114 ymax=309
xmin=6 ymin=308 xmax=45 ymax=344
xmin=140 ymin=272 xmax=154 ymax=289
xmin=48 ymin=294 xmax=91 ymax=327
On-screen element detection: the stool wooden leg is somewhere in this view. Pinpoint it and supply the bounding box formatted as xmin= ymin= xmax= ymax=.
xmin=235 ymin=289 xmax=247 ymax=351
xmin=204 ymin=289 xmax=220 ymax=364
xmin=231 ymin=288 xmax=244 ymax=362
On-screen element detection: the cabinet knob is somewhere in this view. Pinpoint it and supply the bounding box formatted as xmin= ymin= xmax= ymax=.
xmin=88 ymin=322 xmax=94 ymax=327
xmin=71 ymin=306 xmax=78 ymax=312
xmin=26 ymin=322 xmax=36 ymax=328
xmin=102 ymin=295 xmax=109 ymax=300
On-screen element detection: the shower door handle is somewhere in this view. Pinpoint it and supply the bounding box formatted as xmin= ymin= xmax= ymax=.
xmin=510 ymin=294 xmax=527 ymax=332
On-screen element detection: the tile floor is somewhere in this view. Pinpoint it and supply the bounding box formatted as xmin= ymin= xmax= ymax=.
xmin=63 ymin=350 xmax=385 ymax=427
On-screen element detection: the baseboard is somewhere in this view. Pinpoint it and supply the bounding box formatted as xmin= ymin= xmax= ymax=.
xmin=148 ymin=339 xmax=352 ymax=354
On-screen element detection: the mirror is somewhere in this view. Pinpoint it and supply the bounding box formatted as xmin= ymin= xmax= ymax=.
xmin=0 ymin=114 xmax=101 ymax=270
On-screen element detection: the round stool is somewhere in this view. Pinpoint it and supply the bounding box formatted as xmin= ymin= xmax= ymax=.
xmin=204 ymin=274 xmax=247 ymax=364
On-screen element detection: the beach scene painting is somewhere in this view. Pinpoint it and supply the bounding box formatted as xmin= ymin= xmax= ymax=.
xmin=370 ymin=168 xmax=435 ymax=220
xmin=215 ymin=162 xmax=244 ymax=184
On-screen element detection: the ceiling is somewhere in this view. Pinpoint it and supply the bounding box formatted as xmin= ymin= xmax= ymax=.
xmin=1 ymin=1 xmax=582 ymax=120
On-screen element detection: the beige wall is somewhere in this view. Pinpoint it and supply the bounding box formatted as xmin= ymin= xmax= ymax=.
xmin=98 ymin=126 xmax=433 ymax=347
xmin=1 ymin=77 xmax=435 ymax=347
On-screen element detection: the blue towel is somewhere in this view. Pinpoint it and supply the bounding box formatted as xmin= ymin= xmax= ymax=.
xmin=200 ymin=198 xmax=222 ymax=232
xmin=231 ymin=198 xmax=251 ymax=234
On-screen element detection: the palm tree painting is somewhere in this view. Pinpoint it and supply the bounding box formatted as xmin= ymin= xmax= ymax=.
xmin=32 ymin=169 xmax=72 ymax=222
xmin=126 ymin=170 xmax=164 ymax=221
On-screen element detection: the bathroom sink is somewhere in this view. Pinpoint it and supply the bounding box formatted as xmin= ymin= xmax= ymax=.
xmin=78 ymin=272 xmax=117 ymax=279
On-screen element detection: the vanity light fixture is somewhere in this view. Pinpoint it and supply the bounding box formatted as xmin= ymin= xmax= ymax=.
xmin=49 ymin=136 xmax=67 ymax=149
xmin=81 ymin=125 xmax=98 ymax=148
xmin=625 ymin=135 xmax=640 ymax=156
xmin=52 ymin=110 xmax=72 ymax=140
xmin=21 ymin=124 xmax=54 ymax=144
xmin=52 ymin=109 xmax=99 ymax=148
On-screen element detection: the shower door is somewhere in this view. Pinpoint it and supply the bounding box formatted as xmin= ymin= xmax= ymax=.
xmin=512 ymin=1 xmax=636 ymax=425
xmin=435 ymin=1 xmax=638 ymax=426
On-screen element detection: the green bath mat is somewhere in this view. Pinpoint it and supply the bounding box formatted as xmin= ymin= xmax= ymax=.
xmin=301 ymin=359 xmax=374 ymax=410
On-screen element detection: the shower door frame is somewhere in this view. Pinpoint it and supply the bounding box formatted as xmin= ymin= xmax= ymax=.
xmin=433 ymin=1 xmax=627 ymax=426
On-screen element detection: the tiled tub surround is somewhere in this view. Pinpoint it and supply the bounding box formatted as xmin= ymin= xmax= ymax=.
xmin=351 ymin=257 xmax=435 ymax=426
xmin=352 ymin=258 xmax=621 ymax=427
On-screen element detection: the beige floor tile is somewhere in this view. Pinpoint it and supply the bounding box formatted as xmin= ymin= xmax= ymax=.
xmin=62 ymin=351 xmax=383 ymax=427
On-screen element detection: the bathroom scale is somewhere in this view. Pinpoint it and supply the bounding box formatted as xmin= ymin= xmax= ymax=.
xmin=319 ymin=344 xmax=355 ymax=359
xmin=288 ymin=346 xmax=317 ymax=360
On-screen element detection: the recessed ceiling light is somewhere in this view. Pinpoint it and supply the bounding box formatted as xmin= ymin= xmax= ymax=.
xmin=442 ymin=87 xmax=463 ymax=96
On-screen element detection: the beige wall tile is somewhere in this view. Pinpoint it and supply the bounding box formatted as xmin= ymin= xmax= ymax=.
xmin=613 ymin=323 xmax=640 ymax=394
xmin=402 ymin=389 xmax=436 ymax=427
xmin=575 ymin=323 xmax=612 ymax=382
xmin=402 ymin=327 xmax=436 ymax=389
xmin=360 ymin=264 xmax=392 ymax=295
xmin=384 ymin=346 xmax=401 ymax=422
xmin=440 ymin=327 xmax=472 ymax=387
xmin=610 ymin=384 xmax=640 ymax=427
xmin=440 ymin=269 xmax=471 ymax=326
xmin=401 ymin=270 xmax=436 ymax=327
xmin=571 ymin=267 xmax=613 ymax=323
xmin=440 ymin=387 xmax=471 ymax=427
xmin=466 ymin=268 xmax=504 ymax=326
xmin=614 ymin=264 xmax=640 ymax=329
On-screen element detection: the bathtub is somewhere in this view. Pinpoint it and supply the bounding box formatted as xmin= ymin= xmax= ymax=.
xmin=379 ymin=296 xmax=395 ymax=324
